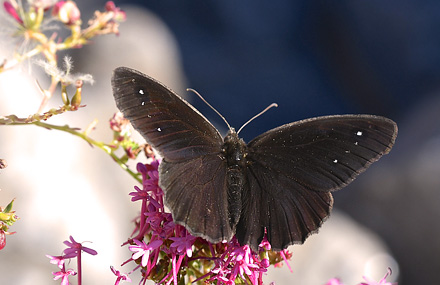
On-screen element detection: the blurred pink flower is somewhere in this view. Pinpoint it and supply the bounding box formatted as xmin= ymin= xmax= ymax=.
xmin=52 ymin=0 xmax=80 ymax=25
xmin=3 ymin=1 xmax=23 ymax=24
xmin=52 ymin=268 xmax=76 ymax=285
xmin=110 ymin=266 xmax=131 ymax=285
xmin=46 ymin=255 xmax=66 ymax=269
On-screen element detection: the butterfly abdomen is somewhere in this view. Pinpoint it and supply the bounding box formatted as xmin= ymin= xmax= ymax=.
xmin=223 ymin=130 xmax=248 ymax=229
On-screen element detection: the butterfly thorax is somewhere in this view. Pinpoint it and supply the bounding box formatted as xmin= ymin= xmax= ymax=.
xmin=222 ymin=129 xmax=247 ymax=167
xmin=222 ymin=129 xmax=247 ymax=228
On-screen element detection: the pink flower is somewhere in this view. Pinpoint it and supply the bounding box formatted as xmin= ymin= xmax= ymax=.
xmin=359 ymin=268 xmax=396 ymax=285
xmin=258 ymin=236 xmax=271 ymax=251
xmin=129 ymin=238 xmax=163 ymax=267
xmin=110 ymin=266 xmax=131 ymax=284
xmin=135 ymin=161 xmax=161 ymax=194
xmin=129 ymin=186 xmax=156 ymax=204
xmin=105 ymin=1 xmax=126 ymax=21
xmin=52 ymin=0 xmax=80 ymax=25
xmin=52 ymin=268 xmax=77 ymax=285
xmin=229 ymin=245 xmax=261 ymax=282
xmin=46 ymin=255 xmax=66 ymax=269
xmin=169 ymin=234 xmax=197 ymax=258
xmin=63 ymin=235 xmax=97 ymax=257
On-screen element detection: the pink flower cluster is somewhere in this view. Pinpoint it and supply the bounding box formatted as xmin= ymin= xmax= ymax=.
xmin=122 ymin=160 xmax=292 ymax=285
xmin=3 ymin=0 xmax=125 ymax=30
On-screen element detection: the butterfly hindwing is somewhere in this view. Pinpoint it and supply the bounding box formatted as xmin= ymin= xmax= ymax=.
xmin=160 ymin=155 xmax=234 ymax=243
xmin=236 ymin=163 xmax=333 ymax=251
xmin=237 ymin=115 xmax=397 ymax=250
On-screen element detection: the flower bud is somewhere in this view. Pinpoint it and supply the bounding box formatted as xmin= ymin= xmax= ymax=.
xmin=3 ymin=1 xmax=23 ymax=24
xmin=260 ymin=258 xmax=270 ymax=268
xmin=0 ymin=212 xmax=17 ymax=223
xmin=70 ymin=79 xmax=82 ymax=108
xmin=61 ymin=83 xmax=69 ymax=105
xmin=52 ymin=0 xmax=80 ymax=25
xmin=105 ymin=1 xmax=126 ymax=22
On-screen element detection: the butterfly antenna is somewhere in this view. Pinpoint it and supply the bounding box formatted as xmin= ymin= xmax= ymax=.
xmin=237 ymin=103 xmax=278 ymax=134
xmin=187 ymin=88 xmax=232 ymax=130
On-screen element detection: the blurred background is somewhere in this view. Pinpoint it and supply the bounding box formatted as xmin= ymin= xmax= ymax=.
xmin=1 ymin=0 xmax=440 ymax=284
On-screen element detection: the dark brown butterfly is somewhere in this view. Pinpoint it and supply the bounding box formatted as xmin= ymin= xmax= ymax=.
xmin=112 ymin=67 xmax=398 ymax=251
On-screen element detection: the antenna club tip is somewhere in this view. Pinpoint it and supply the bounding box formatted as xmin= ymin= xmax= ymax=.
xmin=271 ymin=103 xmax=278 ymax=108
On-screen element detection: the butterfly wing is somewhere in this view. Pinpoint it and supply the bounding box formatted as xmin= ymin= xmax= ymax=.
xmin=112 ymin=67 xmax=223 ymax=162
xmin=159 ymin=154 xmax=233 ymax=242
xmin=236 ymin=115 xmax=397 ymax=251
xmin=112 ymin=67 xmax=233 ymax=242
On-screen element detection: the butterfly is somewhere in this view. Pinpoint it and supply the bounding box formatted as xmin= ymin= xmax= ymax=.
xmin=111 ymin=67 xmax=398 ymax=251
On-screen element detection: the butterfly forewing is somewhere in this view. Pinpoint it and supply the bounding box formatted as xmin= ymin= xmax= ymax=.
xmin=112 ymin=67 xmax=223 ymax=162
xmin=112 ymin=67 xmax=234 ymax=242
xmin=247 ymin=115 xmax=397 ymax=191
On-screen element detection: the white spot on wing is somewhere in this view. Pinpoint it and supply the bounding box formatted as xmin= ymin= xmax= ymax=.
xmin=141 ymin=101 xmax=145 ymax=106
xmin=356 ymin=131 xmax=363 ymax=136
xmin=333 ymin=159 xmax=338 ymax=163
xmin=139 ymin=89 xmax=144 ymax=95
xmin=157 ymin=127 xmax=162 ymax=132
